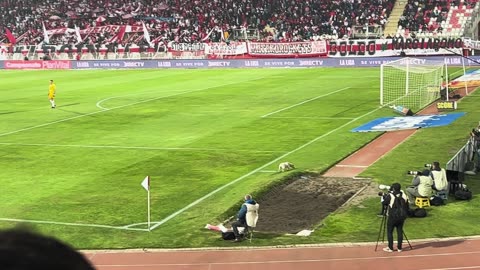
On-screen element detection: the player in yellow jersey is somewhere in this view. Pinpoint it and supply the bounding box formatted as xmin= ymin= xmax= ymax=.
xmin=48 ymin=80 xmax=56 ymax=108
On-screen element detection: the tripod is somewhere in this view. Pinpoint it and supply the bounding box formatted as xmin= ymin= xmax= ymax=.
xmin=375 ymin=206 xmax=412 ymax=251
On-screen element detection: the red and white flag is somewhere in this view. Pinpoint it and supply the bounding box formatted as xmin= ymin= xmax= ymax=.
xmin=141 ymin=176 xmax=150 ymax=191
xmin=42 ymin=22 xmax=50 ymax=43
xmin=4 ymin=27 xmax=16 ymax=44
xmin=142 ymin=21 xmax=153 ymax=47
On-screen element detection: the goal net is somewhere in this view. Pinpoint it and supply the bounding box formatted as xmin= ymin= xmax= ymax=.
xmin=380 ymin=58 xmax=447 ymax=110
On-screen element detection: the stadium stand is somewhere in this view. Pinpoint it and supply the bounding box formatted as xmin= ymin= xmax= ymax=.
xmin=1 ymin=0 xmax=397 ymax=45
xmin=396 ymin=0 xmax=479 ymax=38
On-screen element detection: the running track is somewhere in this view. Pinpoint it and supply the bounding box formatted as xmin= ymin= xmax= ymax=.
xmin=86 ymin=237 xmax=480 ymax=270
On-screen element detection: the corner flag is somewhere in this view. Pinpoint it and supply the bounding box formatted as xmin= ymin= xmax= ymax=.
xmin=141 ymin=176 xmax=150 ymax=191
xmin=141 ymin=176 xmax=151 ymax=230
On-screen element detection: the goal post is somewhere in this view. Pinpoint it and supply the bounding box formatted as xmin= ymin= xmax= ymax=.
xmin=380 ymin=57 xmax=447 ymax=110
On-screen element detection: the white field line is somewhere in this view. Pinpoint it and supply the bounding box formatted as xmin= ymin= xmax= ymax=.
xmin=149 ymin=105 xmax=383 ymax=231
xmin=0 ymin=76 xmax=266 ymax=138
xmin=267 ymin=116 xmax=355 ymax=120
xmin=0 ymin=142 xmax=282 ymax=153
xmin=0 ymin=217 xmax=149 ymax=232
xmin=261 ymin=87 xmax=351 ymax=118
xmin=95 ymin=89 xmax=189 ymax=110
xmin=335 ymin=164 xmax=369 ymax=168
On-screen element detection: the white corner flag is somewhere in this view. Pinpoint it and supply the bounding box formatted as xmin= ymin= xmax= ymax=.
xmin=141 ymin=176 xmax=150 ymax=191
xmin=142 ymin=21 xmax=153 ymax=47
xmin=42 ymin=22 xmax=50 ymax=44
xmin=141 ymin=176 xmax=151 ymax=230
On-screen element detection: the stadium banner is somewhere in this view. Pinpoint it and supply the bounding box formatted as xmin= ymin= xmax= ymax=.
xmin=74 ymin=60 xmax=156 ymax=69
xmin=449 ymin=69 xmax=480 ymax=89
xmin=4 ymin=60 xmax=71 ymax=69
xmin=0 ymin=61 xmax=4 ymax=69
xmin=170 ymin=42 xmax=206 ymax=52
xmin=46 ymin=25 xmax=144 ymax=36
xmin=463 ymin=38 xmax=480 ymax=50
xmin=69 ymin=56 xmax=480 ymax=69
xmin=247 ymin=41 xmax=327 ymax=57
xmin=328 ymin=37 xmax=464 ymax=57
xmin=204 ymin=42 xmax=248 ymax=55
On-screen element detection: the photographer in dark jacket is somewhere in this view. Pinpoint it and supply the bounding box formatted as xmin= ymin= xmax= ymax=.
xmin=382 ymin=183 xmax=409 ymax=252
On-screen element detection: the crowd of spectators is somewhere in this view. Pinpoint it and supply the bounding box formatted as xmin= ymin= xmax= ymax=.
xmin=1 ymin=0 xmax=398 ymax=46
xmin=398 ymin=0 xmax=478 ymax=36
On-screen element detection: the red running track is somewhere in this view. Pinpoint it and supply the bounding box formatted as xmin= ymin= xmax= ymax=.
xmin=86 ymin=237 xmax=480 ymax=270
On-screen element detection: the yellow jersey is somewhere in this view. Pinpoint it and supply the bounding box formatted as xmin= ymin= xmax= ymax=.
xmin=48 ymin=83 xmax=56 ymax=99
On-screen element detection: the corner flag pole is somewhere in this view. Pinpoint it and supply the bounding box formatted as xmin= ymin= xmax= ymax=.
xmin=141 ymin=176 xmax=151 ymax=231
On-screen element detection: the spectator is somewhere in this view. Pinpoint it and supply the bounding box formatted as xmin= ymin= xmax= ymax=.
xmin=0 ymin=228 xmax=95 ymax=270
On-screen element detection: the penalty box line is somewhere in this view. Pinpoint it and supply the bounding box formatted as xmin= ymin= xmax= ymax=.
xmin=261 ymin=87 xmax=351 ymax=118
xmin=149 ymin=104 xmax=384 ymax=231
xmin=0 ymin=217 xmax=150 ymax=232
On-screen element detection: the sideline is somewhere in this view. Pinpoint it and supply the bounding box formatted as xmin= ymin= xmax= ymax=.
xmin=0 ymin=217 xmax=149 ymax=232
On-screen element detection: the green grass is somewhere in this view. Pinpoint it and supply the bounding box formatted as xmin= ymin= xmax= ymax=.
xmin=0 ymin=67 xmax=478 ymax=249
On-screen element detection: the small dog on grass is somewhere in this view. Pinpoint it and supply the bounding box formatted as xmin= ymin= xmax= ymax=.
xmin=278 ymin=162 xmax=295 ymax=172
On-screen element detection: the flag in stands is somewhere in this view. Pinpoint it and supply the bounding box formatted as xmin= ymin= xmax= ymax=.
xmin=42 ymin=22 xmax=50 ymax=43
xmin=141 ymin=176 xmax=150 ymax=191
xmin=142 ymin=21 xmax=153 ymax=47
xmin=74 ymin=25 xmax=82 ymax=44
xmin=4 ymin=27 xmax=16 ymax=44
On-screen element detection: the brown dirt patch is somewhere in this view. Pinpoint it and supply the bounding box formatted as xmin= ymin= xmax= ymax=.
xmin=254 ymin=175 xmax=377 ymax=234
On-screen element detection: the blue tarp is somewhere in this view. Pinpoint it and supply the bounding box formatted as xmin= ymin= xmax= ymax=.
xmin=352 ymin=112 xmax=466 ymax=132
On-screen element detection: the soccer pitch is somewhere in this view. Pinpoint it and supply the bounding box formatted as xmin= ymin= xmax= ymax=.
xmin=0 ymin=68 xmax=393 ymax=248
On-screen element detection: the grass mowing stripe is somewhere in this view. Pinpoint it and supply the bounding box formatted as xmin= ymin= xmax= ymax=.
xmin=0 ymin=218 xmax=149 ymax=232
xmin=0 ymin=75 xmax=267 ymax=138
xmin=267 ymin=116 xmax=356 ymax=120
xmin=261 ymin=87 xmax=351 ymax=118
xmin=149 ymin=103 xmax=384 ymax=231
xmin=0 ymin=142 xmax=283 ymax=153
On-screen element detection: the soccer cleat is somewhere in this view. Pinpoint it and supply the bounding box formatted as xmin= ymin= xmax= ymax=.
xmin=383 ymin=247 xmax=393 ymax=253
xmin=397 ymin=249 xmax=402 ymax=253
xmin=232 ymin=238 xmax=242 ymax=243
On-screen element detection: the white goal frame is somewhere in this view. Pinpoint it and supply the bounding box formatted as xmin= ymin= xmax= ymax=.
xmin=380 ymin=57 xmax=448 ymax=110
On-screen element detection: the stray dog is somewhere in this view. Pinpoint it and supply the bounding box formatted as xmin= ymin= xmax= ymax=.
xmin=278 ymin=162 xmax=295 ymax=172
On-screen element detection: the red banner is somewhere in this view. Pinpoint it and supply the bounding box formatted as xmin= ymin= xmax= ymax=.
xmin=5 ymin=60 xmax=71 ymax=69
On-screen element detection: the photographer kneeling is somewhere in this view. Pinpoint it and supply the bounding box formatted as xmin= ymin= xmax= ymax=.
xmin=382 ymin=183 xmax=409 ymax=252
xmin=405 ymin=169 xmax=433 ymax=205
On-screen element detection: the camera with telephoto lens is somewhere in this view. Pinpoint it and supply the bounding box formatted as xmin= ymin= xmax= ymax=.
xmin=407 ymin=170 xmax=421 ymax=175
xmin=377 ymin=184 xmax=391 ymax=197
xmin=424 ymin=163 xmax=432 ymax=168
